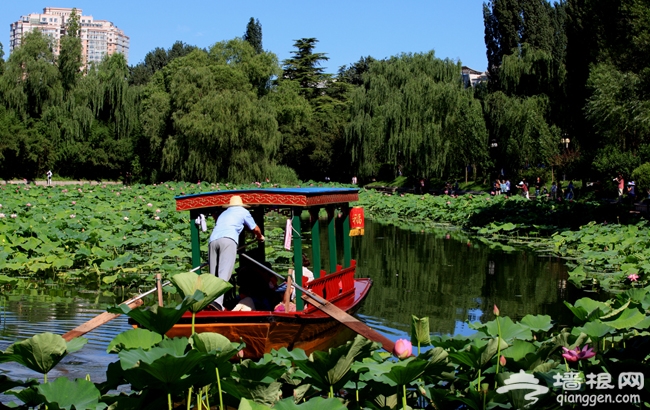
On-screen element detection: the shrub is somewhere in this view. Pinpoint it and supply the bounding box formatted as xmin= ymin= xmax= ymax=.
xmin=632 ymin=162 xmax=650 ymax=197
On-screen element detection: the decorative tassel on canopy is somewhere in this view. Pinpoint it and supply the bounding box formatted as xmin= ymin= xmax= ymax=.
xmin=349 ymin=207 xmax=365 ymax=236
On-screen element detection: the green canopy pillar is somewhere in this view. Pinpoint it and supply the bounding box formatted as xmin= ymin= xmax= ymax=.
xmin=189 ymin=209 xmax=202 ymax=271
xmin=342 ymin=203 xmax=351 ymax=268
xmin=292 ymin=207 xmax=304 ymax=311
xmin=327 ymin=206 xmax=337 ymax=273
xmin=309 ymin=208 xmax=321 ymax=279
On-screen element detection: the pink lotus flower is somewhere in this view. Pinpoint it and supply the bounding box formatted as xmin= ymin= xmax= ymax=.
xmin=499 ymin=355 xmax=506 ymax=366
xmin=0 ymin=213 xmax=5 ymax=218
xmin=147 ymin=203 xmax=153 ymax=207
xmin=562 ymin=345 xmax=596 ymax=362
xmin=154 ymin=216 xmax=160 ymax=220
xmin=123 ymin=217 xmax=129 ymax=221
xmin=628 ymin=274 xmax=640 ymax=282
xmin=493 ymin=304 xmax=500 ymax=316
xmin=116 ymin=192 xmax=121 ymax=196
xmin=26 ymin=203 xmax=31 ymax=207
xmin=393 ymin=339 xmax=412 ymax=359
xmin=10 ymin=214 xmax=17 ymax=218
xmin=71 ymin=201 xmax=76 ymax=205
xmin=156 ymin=209 xmax=161 ymax=213
xmin=70 ymin=214 xmax=76 ymax=218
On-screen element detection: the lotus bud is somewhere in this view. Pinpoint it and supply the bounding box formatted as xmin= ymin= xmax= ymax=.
xmin=493 ymin=304 xmax=500 ymax=317
xmin=393 ymin=338 xmax=412 ymax=359
xmin=499 ymin=355 xmax=506 ymax=366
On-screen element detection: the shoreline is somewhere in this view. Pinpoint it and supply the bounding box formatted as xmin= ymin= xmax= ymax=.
xmin=1 ymin=180 xmax=123 ymax=186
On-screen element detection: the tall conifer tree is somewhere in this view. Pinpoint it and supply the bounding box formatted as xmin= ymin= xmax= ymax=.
xmin=243 ymin=18 xmax=263 ymax=54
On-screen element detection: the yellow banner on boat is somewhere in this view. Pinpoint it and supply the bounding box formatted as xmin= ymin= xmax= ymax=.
xmin=349 ymin=207 xmax=365 ymax=236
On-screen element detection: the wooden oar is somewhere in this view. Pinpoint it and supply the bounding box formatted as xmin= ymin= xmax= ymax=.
xmin=62 ymin=263 xmax=208 ymax=341
xmin=241 ymin=254 xmax=395 ymax=353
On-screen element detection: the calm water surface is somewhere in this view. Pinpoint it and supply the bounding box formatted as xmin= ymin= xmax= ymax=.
xmin=0 ymin=220 xmax=577 ymax=387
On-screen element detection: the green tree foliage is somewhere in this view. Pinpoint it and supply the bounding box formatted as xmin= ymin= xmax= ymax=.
xmin=66 ymin=8 xmax=81 ymax=38
xmin=337 ymin=56 xmax=376 ymax=86
xmin=483 ymin=91 xmax=558 ymax=175
xmin=282 ymin=38 xmax=330 ymax=99
xmin=151 ymin=39 xmax=283 ymax=183
xmin=129 ymin=41 xmax=199 ymax=86
xmin=243 ymin=18 xmax=263 ymax=54
xmin=585 ymin=63 xmax=650 ymax=153
xmin=0 ymin=42 xmax=5 ymax=76
xmin=44 ymin=53 xmax=138 ymax=179
xmin=346 ymin=52 xmax=488 ymax=179
xmin=276 ymin=38 xmax=351 ymax=181
xmin=58 ymin=35 xmax=83 ymax=92
xmin=0 ymin=31 xmax=62 ymax=119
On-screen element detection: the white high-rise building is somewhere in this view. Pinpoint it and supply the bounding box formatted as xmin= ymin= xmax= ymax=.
xmin=9 ymin=7 xmax=129 ymax=67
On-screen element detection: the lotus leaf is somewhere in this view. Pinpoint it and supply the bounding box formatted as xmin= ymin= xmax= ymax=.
xmin=221 ymin=379 xmax=283 ymax=407
xmin=108 ymin=290 xmax=203 ymax=336
xmin=359 ymin=357 xmax=428 ymax=387
xmin=273 ymin=396 xmax=347 ymax=410
xmin=106 ymin=328 xmax=163 ymax=353
xmin=471 ymin=316 xmax=533 ymax=341
xmin=294 ymin=335 xmax=377 ymax=392
xmin=239 ymin=397 xmax=272 ymax=410
xmin=171 ymin=271 xmax=232 ymax=312
xmin=37 ymin=377 xmax=105 ymax=410
xmin=519 ymin=314 xmax=554 ymax=332
xmin=3 ymin=333 xmax=87 ymax=378
xmin=601 ymin=308 xmax=647 ymax=329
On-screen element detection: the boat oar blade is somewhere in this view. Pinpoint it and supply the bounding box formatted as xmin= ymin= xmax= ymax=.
xmin=300 ymin=293 xmax=395 ymax=353
xmin=61 ymin=262 xmax=209 ymax=341
xmin=62 ymin=299 xmax=143 ymax=341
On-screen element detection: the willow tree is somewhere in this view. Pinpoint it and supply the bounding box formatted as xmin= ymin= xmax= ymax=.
xmin=42 ymin=52 xmax=138 ymax=179
xmin=483 ymin=91 xmax=558 ymax=176
xmin=0 ymin=30 xmax=61 ymax=120
xmin=346 ymin=51 xmax=488 ymax=180
xmin=158 ymin=40 xmax=283 ymax=183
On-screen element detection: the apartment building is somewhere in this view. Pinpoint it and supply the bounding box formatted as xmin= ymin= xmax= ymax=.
xmin=9 ymin=7 xmax=129 ymax=67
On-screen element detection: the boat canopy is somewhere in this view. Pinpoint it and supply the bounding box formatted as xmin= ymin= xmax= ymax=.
xmin=175 ymin=187 xmax=359 ymax=211
xmin=175 ymin=187 xmax=360 ymax=311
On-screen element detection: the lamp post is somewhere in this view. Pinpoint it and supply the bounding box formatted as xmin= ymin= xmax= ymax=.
xmin=489 ymin=139 xmax=498 ymax=182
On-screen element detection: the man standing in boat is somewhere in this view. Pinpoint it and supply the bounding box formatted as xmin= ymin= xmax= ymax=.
xmin=209 ymin=195 xmax=264 ymax=310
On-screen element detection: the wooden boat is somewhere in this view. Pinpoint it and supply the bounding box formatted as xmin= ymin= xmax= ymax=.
xmin=165 ymin=187 xmax=372 ymax=358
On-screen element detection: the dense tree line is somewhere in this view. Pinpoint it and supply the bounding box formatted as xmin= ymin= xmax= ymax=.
xmin=0 ymin=4 xmax=648 ymax=185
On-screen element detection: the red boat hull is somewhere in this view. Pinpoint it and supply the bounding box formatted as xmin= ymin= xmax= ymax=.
xmin=165 ymin=276 xmax=372 ymax=358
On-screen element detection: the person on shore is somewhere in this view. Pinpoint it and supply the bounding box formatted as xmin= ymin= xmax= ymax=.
xmin=517 ymin=179 xmax=529 ymax=199
xmin=565 ymin=181 xmax=575 ymax=200
xmin=208 ymin=195 xmax=264 ymax=310
xmin=614 ymin=173 xmax=625 ymax=202
xmin=534 ymin=177 xmax=542 ymax=198
xmin=551 ymin=181 xmax=557 ymax=199
xmin=46 ymin=170 xmax=52 ymax=186
xmin=628 ymin=181 xmax=636 ymax=203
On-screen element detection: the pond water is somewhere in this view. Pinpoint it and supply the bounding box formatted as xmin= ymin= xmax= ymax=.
xmin=0 ymin=219 xmax=578 ymax=388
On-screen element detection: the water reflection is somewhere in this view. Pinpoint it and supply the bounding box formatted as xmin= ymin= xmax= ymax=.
xmin=350 ymin=221 xmax=574 ymax=340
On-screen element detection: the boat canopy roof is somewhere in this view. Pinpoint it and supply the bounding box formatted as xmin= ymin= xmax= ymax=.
xmin=175 ymin=187 xmax=359 ymax=212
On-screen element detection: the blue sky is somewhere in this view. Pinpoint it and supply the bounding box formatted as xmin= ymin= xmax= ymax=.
xmin=2 ymin=1 xmax=488 ymax=74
